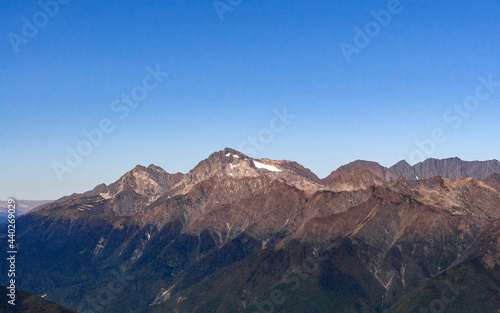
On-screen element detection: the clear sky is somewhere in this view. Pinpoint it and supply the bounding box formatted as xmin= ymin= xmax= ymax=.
xmin=1 ymin=0 xmax=500 ymax=200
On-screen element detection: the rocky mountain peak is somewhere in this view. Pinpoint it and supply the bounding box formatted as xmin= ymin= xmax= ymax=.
xmin=388 ymin=159 xmax=414 ymax=178
xmin=325 ymin=168 xmax=385 ymax=192
xmin=161 ymin=148 xmax=322 ymax=198
xmin=323 ymin=159 xmax=398 ymax=184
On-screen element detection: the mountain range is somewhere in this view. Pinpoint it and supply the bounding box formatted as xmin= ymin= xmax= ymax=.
xmin=2 ymin=148 xmax=500 ymax=312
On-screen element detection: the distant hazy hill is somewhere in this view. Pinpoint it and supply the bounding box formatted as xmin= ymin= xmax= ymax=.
xmin=0 ymin=200 xmax=52 ymax=224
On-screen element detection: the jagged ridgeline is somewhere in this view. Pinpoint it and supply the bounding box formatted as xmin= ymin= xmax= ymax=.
xmin=2 ymin=148 xmax=500 ymax=312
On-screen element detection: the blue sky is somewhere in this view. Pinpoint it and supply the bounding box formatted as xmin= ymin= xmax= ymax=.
xmin=1 ymin=0 xmax=500 ymax=199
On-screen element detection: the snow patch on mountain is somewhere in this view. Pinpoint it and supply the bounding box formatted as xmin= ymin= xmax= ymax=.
xmin=253 ymin=161 xmax=282 ymax=172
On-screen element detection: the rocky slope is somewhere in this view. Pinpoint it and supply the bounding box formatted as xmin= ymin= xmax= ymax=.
xmin=386 ymin=218 xmax=500 ymax=313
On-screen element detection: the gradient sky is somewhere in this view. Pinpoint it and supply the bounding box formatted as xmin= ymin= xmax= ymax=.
xmin=1 ymin=0 xmax=500 ymax=200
